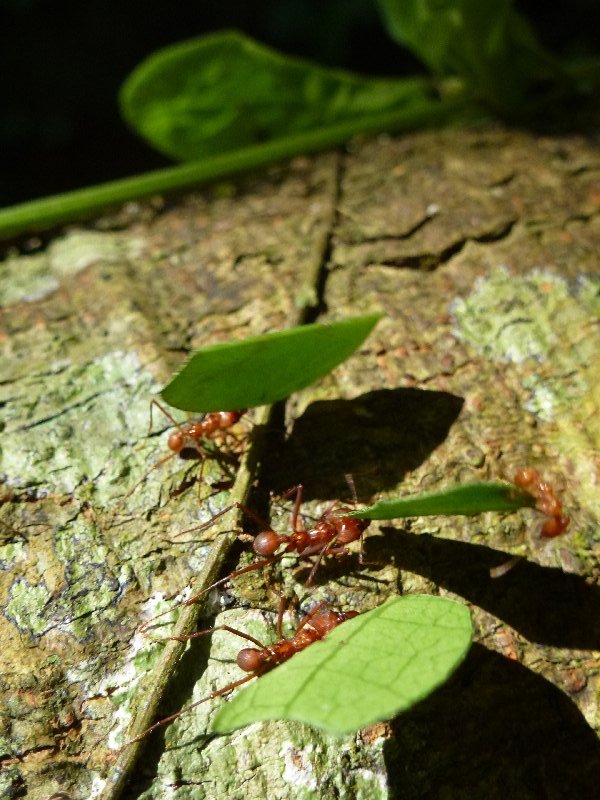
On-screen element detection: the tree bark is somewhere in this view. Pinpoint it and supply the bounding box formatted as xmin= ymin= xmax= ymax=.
xmin=1 ymin=128 xmax=598 ymax=800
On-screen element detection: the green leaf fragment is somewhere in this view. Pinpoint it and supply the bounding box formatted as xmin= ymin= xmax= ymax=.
xmin=120 ymin=30 xmax=438 ymax=161
xmin=376 ymin=0 xmax=564 ymax=116
xmin=349 ymin=481 xmax=534 ymax=520
xmin=212 ymin=595 xmax=472 ymax=736
xmin=161 ymin=313 xmax=382 ymax=412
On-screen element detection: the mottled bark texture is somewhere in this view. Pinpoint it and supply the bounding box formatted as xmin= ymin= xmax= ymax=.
xmin=1 ymin=128 xmax=598 ymax=800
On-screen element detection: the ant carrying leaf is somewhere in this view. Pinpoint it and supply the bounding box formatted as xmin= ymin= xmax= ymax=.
xmin=126 ymin=400 xmax=247 ymax=498
xmin=513 ymin=468 xmax=570 ymax=538
xmin=116 ymin=597 xmax=357 ymax=750
xmin=139 ymin=481 xmax=372 ymax=637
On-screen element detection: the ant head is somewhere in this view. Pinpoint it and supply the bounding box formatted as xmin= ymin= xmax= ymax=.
xmin=514 ymin=468 xmax=538 ymax=489
xmin=253 ymin=530 xmax=284 ymax=556
xmin=217 ymin=410 xmax=241 ymax=427
xmin=541 ymin=515 xmax=570 ymax=538
xmin=237 ymin=647 xmax=264 ymax=673
xmin=335 ymin=515 xmax=371 ymax=544
xmin=167 ymin=430 xmax=185 ymax=452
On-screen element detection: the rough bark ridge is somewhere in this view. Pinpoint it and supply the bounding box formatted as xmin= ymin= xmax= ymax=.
xmin=0 ymin=128 xmax=598 ymax=800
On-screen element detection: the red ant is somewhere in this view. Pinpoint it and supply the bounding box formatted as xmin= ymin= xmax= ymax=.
xmin=246 ymin=483 xmax=372 ymax=584
xmin=126 ymin=400 xmax=246 ymax=497
xmin=139 ymin=482 xmax=371 ymax=637
xmin=514 ymin=468 xmax=570 ymax=538
xmin=120 ymin=598 xmax=358 ymax=749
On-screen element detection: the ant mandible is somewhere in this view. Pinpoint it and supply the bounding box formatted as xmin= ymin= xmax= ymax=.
xmin=121 ymin=598 xmax=358 ymax=749
xmin=514 ymin=467 xmax=570 ymax=538
xmin=126 ymin=400 xmax=247 ymax=497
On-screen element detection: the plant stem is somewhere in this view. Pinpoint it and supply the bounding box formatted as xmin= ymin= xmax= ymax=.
xmin=0 ymin=97 xmax=465 ymax=240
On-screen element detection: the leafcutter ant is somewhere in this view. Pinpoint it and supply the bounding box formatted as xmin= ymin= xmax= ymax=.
xmin=514 ymin=467 xmax=570 ymax=538
xmin=126 ymin=400 xmax=247 ymax=497
xmin=119 ymin=598 xmax=358 ymax=749
xmin=141 ymin=482 xmax=372 ymax=635
xmin=490 ymin=467 xmax=570 ymax=578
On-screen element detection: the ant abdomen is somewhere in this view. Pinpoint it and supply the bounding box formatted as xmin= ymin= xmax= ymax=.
xmin=167 ymin=430 xmax=185 ymax=452
xmin=253 ymin=529 xmax=287 ymax=556
xmin=236 ymin=648 xmax=264 ymax=672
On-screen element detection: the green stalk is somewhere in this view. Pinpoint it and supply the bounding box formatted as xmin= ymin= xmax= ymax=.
xmin=0 ymin=96 xmax=467 ymax=240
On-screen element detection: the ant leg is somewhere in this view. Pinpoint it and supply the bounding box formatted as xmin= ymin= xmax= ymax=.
xmin=359 ymin=527 xmax=366 ymax=564
xmin=294 ymin=600 xmax=327 ymax=633
xmin=269 ymin=485 xmax=304 ymax=531
xmin=125 ymin=451 xmax=177 ymax=498
xmin=169 ymin=623 xmax=267 ymax=648
xmin=272 ymin=592 xmax=313 ymax=639
xmin=120 ymin=673 xmax=255 ymax=750
xmin=187 ymin=553 xmax=283 ymax=596
xmin=182 ymin=553 xmax=284 ymax=601
xmin=172 ymin=501 xmax=249 ymax=540
xmin=140 ymin=552 xmax=286 ymax=638
xmin=191 ymin=437 xmax=210 ymax=461
xmin=193 ymin=452 xmax=209 ymax=503
xmin=149 ymin=399 xmax=180 ymax=436
xmin=305 ymin=538 xmax=346 ymax=586
xmin=290 ymin=485 xmax=304 ymax=533
xmin=276 ymin=593 xmax=287 ymax=639
xmin=489 ymin=555 xmax=523 ymax=578
xmin=236 ymin=502 xmax=275 ymax=532
xmin=221 ymin=431 xmax=243 ymax=446
xmin=172 ymin=501 xmax=277 ymax=546
xmin=358 ymin=529 xmax=380 ymax=567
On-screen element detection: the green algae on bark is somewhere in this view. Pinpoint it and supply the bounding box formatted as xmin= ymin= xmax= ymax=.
xmin=453 ymin=267 xmax=600 ymax=518
xmin=0 ymin=230 xmax=145 ymax=307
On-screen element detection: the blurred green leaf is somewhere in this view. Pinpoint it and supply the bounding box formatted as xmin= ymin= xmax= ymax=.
xmin=376 ymin=0 xmax=564 ymax=115
xmin=120 ymin=29 xmax=440 ymax=161
xmin=349 ymin=481 xmax=534 ymax=519
xmin=161 ymin=314 xmax=382 ymax=412
xmin=212 ymin=595 xmax=472 ymax=735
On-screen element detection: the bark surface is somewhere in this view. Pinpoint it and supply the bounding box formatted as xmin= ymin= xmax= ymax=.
xmin=1 ymin=127 xmax=598 ymax=800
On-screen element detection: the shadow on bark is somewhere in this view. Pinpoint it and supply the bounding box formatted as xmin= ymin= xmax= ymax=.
xmin=384 ymin=643 xmax=600 ymax=800
xmin=380 ymin=528 xmax=600 ymax=650
xmin=265 ymin=388 xmax=464 ymax=500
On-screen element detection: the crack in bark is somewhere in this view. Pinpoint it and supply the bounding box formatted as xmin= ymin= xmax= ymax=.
xmin=303 ymin=152 xmax=344 ymax=324
xmin=487 ymin=173 xmax=516 ymax=189
xmin=340 ymin=207 xmax=438 ymax=245
xmin=567 ymin=164 xmax=600 ymax=177
xmin=11 ymin=388 xmax=113 ymax=433
xmin=377 ymin=217 xmax=518 ymax=271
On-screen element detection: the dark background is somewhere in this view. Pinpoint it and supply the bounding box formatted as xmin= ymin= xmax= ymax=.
xmin=1 ymin=0 xmax=598 ymax=208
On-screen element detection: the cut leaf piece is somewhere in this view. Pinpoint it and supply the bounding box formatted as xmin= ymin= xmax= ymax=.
xmin=212 ymin=595 xmax=472 ymax=736
xmin=161 ymin=314 xmax=382 ymax=412
xmin=348 ymin=481 xmax=534 ymax=520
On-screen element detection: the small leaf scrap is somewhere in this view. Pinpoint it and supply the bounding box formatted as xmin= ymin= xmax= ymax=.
xmin=161 ymin=314 xmax=382 ymax=412
xmin=348 ymin=481 xmax=534 ymax=520
xmin=212 ymin=595 xmax=472 ymax=736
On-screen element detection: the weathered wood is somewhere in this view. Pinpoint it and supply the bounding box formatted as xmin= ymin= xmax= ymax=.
xmin=1 ymin=128 xmax=598 ymax=799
